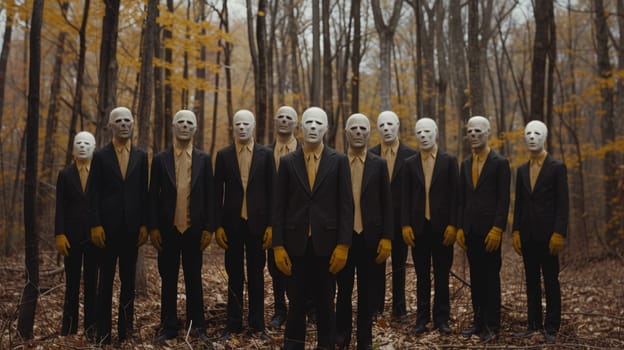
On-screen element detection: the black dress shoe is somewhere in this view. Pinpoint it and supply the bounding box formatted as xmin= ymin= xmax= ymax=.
xmin=543 ymin=331 xmax=557 ymax=343
xmin=461 ymin=324 xmax=481 ymax=338
xmin=412 ymin=323 xmax=428 ymax=335
xmin=156 ymin=332 xmax=177 ymax=344
xmin=479 ymin=330 xmax=497 ymax=342
xmin=436 ymin=323 xmax=453 ymax=335
xmin=268 ymin=314 xmax=286 ymax=329
xmin=391 ymin=312 xmax=408 ymax=323
xmin=512 ymin=328 xmax=541 ymax=338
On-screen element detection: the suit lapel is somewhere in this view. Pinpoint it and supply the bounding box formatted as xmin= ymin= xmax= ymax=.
xmin=391 ymin=143 xmax=407 ymax=183
xmin=414 ymin=153 xmax=425 ymax=186
xmin=248 ymin=144 xmax=260 ymax=184
xmin=293 ymin=150 xmax=311 ymax=194
xmin=125 ymin=146 xmax=139 ymax=179
xmin=532 ymin=155 xmax=552 ymax=193
xmin=361 ymin=153 xmax=374 ymax=194
xmin=164 ymin=148 xmax=176 ymax=187
xmin=191 ymin=148 xmax=201 ymax=188
xmin=228 ymin=146 xmax=243 ymax=187
xmin=430 ymin=152 xmax=442 ymax=187
xmin=106 ymin=144 xmax=124 ymax=180
xmin=312 ymin=147 xmax=333 ymax=193
xmin=476 ymin=151 xmax=495 ymax=188
xmin=70 ymin=164 xmax=84 ymax=193
xmin=520 ymin=162 xmax=531 ymax=194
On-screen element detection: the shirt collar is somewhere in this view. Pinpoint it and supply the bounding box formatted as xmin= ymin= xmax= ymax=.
xmin=420 ymin=144 xmax=438 ymax=160
xmin=235 ymin=139 xmax=254 ymax=154
xmin=173 ymin=140 xmax=193 ymax=158
xmin=75 ymin=159 xmax=91 ymax=170
xmin=381 ymin=139 xmax=399 ymax=155
xmin=112 ymin=138 xmax=131 ymax=153
xmin=473 ymin=146 xmax=490 ymax=161
xmin=276 ymin=136 xmax=297 ymax=152
xmin=348 ymin=149 xmax=367 ymax=163
xmin=303 ymin=143 xmax=324 ymax=160
xmin=530 ymin=150 xmax=547 ymax=166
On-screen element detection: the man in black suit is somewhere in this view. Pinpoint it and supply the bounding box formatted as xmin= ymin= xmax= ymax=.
xmin=273 ymin=106 xmax=353 ymax=350
xmin=215 ymin=109 xmax=274 ymax=339
xmin=369 ymin=111 xmax=416 ymax=321
xmin=512 ymin=120 xmax=568 ymax=343
xmin=456 ymin=116 xmax=510 ymax=342
xmin=401 ymin=118 xmax=458 ymax=336
xmin=89 ymin=107 xmax=149 ymax=344
xmin=55 ymin=131 xmax=98 ymax=339
xmin=335 ymin=113 xmax=393 ymax=350
xmin=149 ymin=110 xmax=213 ymax=343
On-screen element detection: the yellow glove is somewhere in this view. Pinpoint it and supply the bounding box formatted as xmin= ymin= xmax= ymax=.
xmin=273 ymin=246 xmax=292 ymax=276
xmin=512 ymin=231 xmax=522 ymax=256
xmin=200 ymin=230 xmax=212 ymax=251
xmin=262 ymin=226 xmax=273 ymax=250
xmin=549 ymin=233 xmax=565 ymax=255
xmin=456 ymin=229 xmax=466 ymax=250
xmin=137 ymin=226 xmax=148 ymax=247
xmin=442 ymin=225 xmax=457 ymax=246
xmin=375 ymin=238 xmax=392 ymax=264
xmin=91 ymin=226 xmax=106 ymax=248
xmin=55 ymin=234 xmax=70 ymax=257
xmin=150 ymin=229 xmax=162 ymax=252
xmin=329 ymin=244 xmax=350 ymax=274
xmin=484 ymin=226 xmax=503 ymax=252
xmin=215 ymin=227 xmax=228 ymax=250
xmin=402 ymin=226 xmax=415 ymax=247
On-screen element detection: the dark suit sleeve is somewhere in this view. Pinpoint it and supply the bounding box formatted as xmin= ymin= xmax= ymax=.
xmin=338 ymin=155 xmax=354 ymax=246
xmin=272 ymin=159 xmax=288 ymax=247
xmin=214 ymin=151 xmax=225 ymax=229
xmin=266 ymin=149 xmax=275 ymax=229
xmin=457 ymin=161 xmax=466 ymax=230
xmin=204 ymin=153 xmax=215 ymax=232
xmin=493 ymin=157 xmax=511 ymax=229
xmin=553 ymin=162 xmax=569 ymax=236
xmin=448 ymin=155 xmax=459 ymax=227
xmin=54 ymin=170 xmax=65 ymax=236
xmin=380 ymin=158 xmax=393 ymax=240
xmin=400 ymin=160 xmax=412 ymax=228
xmin=88 ymin=153 xmax=102 ymax=229
xmin=512 ymin=167 xmax=523 ymax=233
xmin=140 ymin=151 xmax=149 ymax=228
xmin=148 ymin=155 xmax=161 ymax=231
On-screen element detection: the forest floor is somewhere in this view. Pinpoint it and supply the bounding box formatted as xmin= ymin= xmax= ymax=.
xmin=1 ymin=240 xmax=623 ymax=349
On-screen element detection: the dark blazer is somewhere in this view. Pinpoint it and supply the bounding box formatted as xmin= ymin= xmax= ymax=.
xmin=458 ymin=150 xmax=510 ymax=237
xmin=401 ymin=150 xmax=459 ymax=235
xmin=214 ymin=143 xmax=274 ymax=237
xmin=357 ymin=152 xmax=393 ymax=249
xmin=55 ymin=164 xmax=92 ymax=245
xmin=512 ymin=154 xmax=568 ymax=243
xmin=369 ymin=142 xmax=417 ymax=231
xmin=149 ymin=147 xmax=215 ymax=234
xmin=89 ymin=143 xmax=148 ymax=238
xmin=273 ymin=146 xmax=354 ymax=257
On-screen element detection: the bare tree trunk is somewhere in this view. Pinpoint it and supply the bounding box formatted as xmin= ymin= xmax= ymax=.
xmin=153 ymin=7 xmax=164 ymax=152
xmin=530 ymin=0 xmax=552 ymax=125
xmin=17 ymin=0 xmax=44 ymax=338
xmin=311 ymin=0 xmax=321 ymax=106
xmin=95 ymin=0 xmax=121 ymax=147
xmin=181 ymin=1 xmax=190 ymax=109
xmin=434 ymin=0 xmax=448 ymax=150
xmin=194 ymin=0 xmax=207 ymax=149
xmin=246 ymin=0 xmax=268 ymax=143
xmin=322 ymin=0 xmax=335 ymax=146
xmin=468 ymin=0 xmax=484 ymax=116
xmin=289 ymin=0 xmax=302 ymax=111
xmin=164 ymin=0 xmax=174 ymax=149
xmin=449 ymin=0 xmax=469 ymax=157
xmin=350 ymin=0 xmax=361 ymax=115
xmin=371 ymin=0 xmax=403 ymax=111
xmin=267 ymin=0 xmax=279 ymax=143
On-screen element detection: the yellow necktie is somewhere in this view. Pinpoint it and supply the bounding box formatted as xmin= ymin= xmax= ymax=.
xmin=423 ymin=155 xmax=433 ymax=220
xmin=275 ymin=144 xmax=288 ymax=170
xmin=351 ymin=157 xmax=364 ymax=233
xmin=471 ymin=154 xmax=479 ymax=188
xmin=306 ymin=154 xmax=317 ymax=190
xmin=383 ymin=147 xmax=395 ymax=179
xmin=118 ymin=148 xmax=129 ymax=179
xmin=174 ymin=152 xmax=191 ymax=233
xmin=239 ymin=146 xmax=251 ymax=220
xmin=79 ymin=166 xmax=88 ymax=192
xmin=530 ymin=160 xmax=540 ymax=191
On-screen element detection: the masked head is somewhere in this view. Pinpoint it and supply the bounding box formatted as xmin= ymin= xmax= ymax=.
xmin=172 ymin=110 xmax=197 ymax=142
xmin=376 ymin=111 xmax=400 ymax=144
xmin=345 ymin=113 xmax=371 ymax=152
xmin=524 ymin=120 xmax=548 ymax=152
xmin=233 ymin=109 xmax=256 ymax=143
xmin=414 ymin=118 xmax=438 ymax=151
xmin=301 ymin=107 xmax=328 ymax=145
xmin=108 ymin=107 xmax=134 ymax=141
xmin=275 ymin=106 xmax=298 ymax=137
xmin=73 ymin=131 xmax=96 ymax=161
xmin=466 ymin=116 xmax=490 ymax=151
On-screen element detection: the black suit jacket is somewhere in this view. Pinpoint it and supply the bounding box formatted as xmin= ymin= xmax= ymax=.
xmin=272 ymin=146 xmax=353 ymax=256
xmin=89 ymin=143 xmax=148 ymax=240
xmin=401 ymin=150 xmax=459 ymax=235
xmin=269 ymin=139 xmax=302 ymax=171
xmin=512 ymin=155 xmax=569 ymax=243
xmin=356 ymin=152 xmax=394 ymax=249
xmin=214 ymin=143 xmax=274 ymax=237
xmin=370 ymin=142 xmax=417 ymax=232
xmin=149 ymin=147 xmax=215 ymax=234
xmin=458 ymin=150 xmax=510 ymax=237
xmin=55 ymin=164 xmax=92 ymax=245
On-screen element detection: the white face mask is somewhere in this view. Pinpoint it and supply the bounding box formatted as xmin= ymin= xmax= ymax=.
xmin=73 ymin=131 xmax=96 ymax=161
xmin=346 ymin=114 xmax=371 ymax=150
xmin=108 ymin=107 xmax=134 ymax=141
xmin=301 ymin=107 xmax=328 ymax=144
xmin=233 ymin=110 xmax=256 ymax=143
xmin=275 ymin=106 xmax=298 ymax=136
xmin=414 ymin=118 xmax=438 ymax=151
xmin=524 ymin=120 xmax=547 ymax=152
xmin=172 ymin=110 xmax=197 ymax=142
xmin=376 ymin=111 xmax=400 ymax=143
xmin=466 ymin=116 xmax=490 ymax=150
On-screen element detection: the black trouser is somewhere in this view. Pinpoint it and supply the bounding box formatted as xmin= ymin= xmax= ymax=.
xmin=521 ymin=240 xmax=561 ymax=333
xmin=158 ymin=227 xmax=206 ymax=336
xmin=224 ymin=218 xmax=266 ymax=332
xmin=284 ymin=242 xmax=335 ymax=350
xmin=411 ymin=220 xmax=453 ymax=327
xmin=95 ymin=234 xmax=138 ymax=344
xmin=466 ymin=231 xmax=501 ymax=334
xmin=267 ymin=248 xmax=288 ymax=317
xmin=336 ymin=233 xmax=383 ymax=350
xmin=61 ymin=240 xmax=97 ymax=336
xmin=375 ymin=226 xmax=408 ymax=317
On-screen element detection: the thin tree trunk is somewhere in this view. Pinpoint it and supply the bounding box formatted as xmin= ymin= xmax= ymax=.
xmin=194 ymin=0 xmax=207 ymax=149
xmin=311 ymin=0 xmax=321 ymax=106
xmin=289 ymin=0 xmax=302 ymax=111
xmin=17 ymin=0 xmax=44 ymax=338
xmin=350 ymin=0 xmax=361 ymax=115
xmin=449 ymin=0 xmax=469 ymax=158
xmin=153 ymin=6 xmax=164 ymax=152
xmin=530 ymin=0 xmax=552 ymax=125
xmin=468 ymin=0 xmax=484 ymax=116
xmin=322 ymin=0 xmax=335 ymax=146
xmin=371 ymin=0 xmax=403 ymax=111
xmin=164 ymin=0 xmax=174 ymax=149
xmin=434 ymin=0 xmax=448 ymax=150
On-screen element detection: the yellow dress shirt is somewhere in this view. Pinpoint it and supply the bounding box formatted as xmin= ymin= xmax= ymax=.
xmin=236 ymin=140 xmax=254 ymax=220
xmin=421 ymin=145 xmax=437 ymax=220
xmin=349 ymin=150 xmax=366 ymax=234
xmin=174 ymin=142 xmax=193 ymax=233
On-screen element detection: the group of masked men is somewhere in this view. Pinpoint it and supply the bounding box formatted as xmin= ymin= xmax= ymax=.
xmin=55 ymin=105 xmax=568 ymax=349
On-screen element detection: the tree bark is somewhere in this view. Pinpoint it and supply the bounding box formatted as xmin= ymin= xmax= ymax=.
xmin=322 ymin=0 xmax=335 ymax=146
xmin=449 ymin=0 xmax=469 ymax=157
xmin=434 ymin=0 xmax=448 ymax=150
xmin=194 ymin=0 xmax=206 ymax=149
xmin=153 ymin=4 xmax=164 ymax=152
xmin=310 ymin=0 xmax=321 ymax=106
xmin=17 ymin=0 xmax=44 ymax=338
xmin=289 ymin=0 xmax=302 ymax=111
xmin=371 ymin=0 xmax=403 ymax=111
xmin=164 ymin=0 xmax=174 ymax=149
xmin=350 ymin=0 xmax=361 ymax=115
xmin=247 ymin=0 xmax=268 ymax=143
xmin=530 ymin=0 xmax=553 ymax=125
xmin=468 ymin=0 xmax=484 ymax=116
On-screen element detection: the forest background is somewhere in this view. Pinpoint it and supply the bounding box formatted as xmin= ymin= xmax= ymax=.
xmin=0 ymin=0 xmax=623 ymax=348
